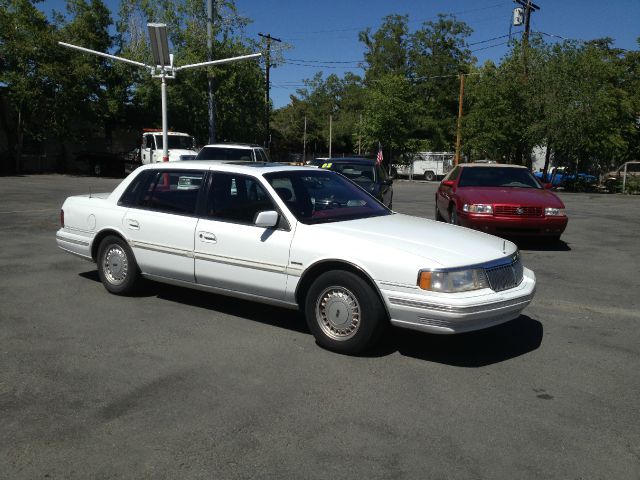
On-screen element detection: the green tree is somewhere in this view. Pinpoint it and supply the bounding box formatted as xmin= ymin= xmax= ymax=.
xmin=408 ymin=14 xmax=473 ymax=149
xmin=115 ymin=0 xmax=264 ymax=144
xmin=0 ymin=0 xmax=57 ymax=172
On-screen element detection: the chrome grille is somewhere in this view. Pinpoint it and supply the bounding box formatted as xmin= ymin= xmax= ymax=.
xmin=494 ymin=205 xmax=543 ymax=217
xmin=485 ymin=256 xmax=524 ymax=292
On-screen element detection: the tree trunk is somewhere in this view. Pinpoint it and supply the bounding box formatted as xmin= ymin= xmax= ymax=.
xmin=542 ymin=139 xmax=553 ymax=182
xmin=15 ymin=107 xmax=24 ymax=174
xmin=0 ymin=94 xmax=15 ymax=174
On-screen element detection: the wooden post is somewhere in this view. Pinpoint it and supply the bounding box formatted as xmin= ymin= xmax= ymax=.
xmin=454 ymin=73 xmax=465 ymax=165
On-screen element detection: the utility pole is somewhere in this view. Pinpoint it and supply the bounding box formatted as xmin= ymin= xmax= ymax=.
xmin=258 ymin=32 xmax=281 ymax=149
xmin=329 ymin=114 xmax=333 ymax=158
xmin=515 ymin=0 xmax=540 ymax=46
xmin=303 ymin=115 xmax=307 ymax=162
xmin=207 ymin=0 xmax=216 ymax=144
xmin=358 ymin=113 xmax=362 ymax=155
xmin=454 ymin=73 xmax=465 ymax=165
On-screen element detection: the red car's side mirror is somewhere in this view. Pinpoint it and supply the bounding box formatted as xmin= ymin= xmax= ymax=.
xmin=441 ymin=180 xmax=455 ymax=187
xmin=543 ymin=182 xmax=553 ymax=190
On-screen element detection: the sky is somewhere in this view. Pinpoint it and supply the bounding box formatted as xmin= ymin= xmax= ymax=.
xmin=43 ymin=0 xmax=640 ymax=108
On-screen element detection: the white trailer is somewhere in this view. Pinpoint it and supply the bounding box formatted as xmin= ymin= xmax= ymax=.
xmin=394 ymin=152 xmax=454 ymax=181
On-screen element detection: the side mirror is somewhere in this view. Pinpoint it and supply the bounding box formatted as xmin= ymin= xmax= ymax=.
xmin=441 ymin=180 xmax=455 ymax=187
xmin=254 ymin=210 xmax=279 ymax=228
xmin=543 ymin=182 xmax=553 ymax=190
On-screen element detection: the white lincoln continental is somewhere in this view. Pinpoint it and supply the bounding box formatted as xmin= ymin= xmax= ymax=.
xmin=56 ymin=161 xmax=536 ymax=354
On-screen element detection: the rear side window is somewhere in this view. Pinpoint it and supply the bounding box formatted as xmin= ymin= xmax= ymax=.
xmin=118 ymin=171 xmax=150 ymax=207
xmin=135 ymin=170 xmax=205 ymax=215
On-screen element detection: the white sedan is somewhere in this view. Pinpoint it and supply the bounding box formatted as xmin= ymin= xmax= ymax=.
xmin=56 ymin=161 xmax=536 ymax=354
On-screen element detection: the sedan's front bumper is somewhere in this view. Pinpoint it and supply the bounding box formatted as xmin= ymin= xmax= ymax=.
xmin=382 ymin=267 xmax=536 ymax=334
xmin=458 ymin=213 xmax=567 ymax=237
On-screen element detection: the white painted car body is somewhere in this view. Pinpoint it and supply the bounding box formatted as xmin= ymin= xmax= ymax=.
xmin=56 ymin=161 xmax=535 ymax=336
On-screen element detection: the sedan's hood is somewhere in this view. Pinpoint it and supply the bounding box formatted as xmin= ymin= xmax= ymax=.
xmin=317 ymin=213 xmax=515 ymax=268
xmin=457 ymin=187 xmax=564 ymax=208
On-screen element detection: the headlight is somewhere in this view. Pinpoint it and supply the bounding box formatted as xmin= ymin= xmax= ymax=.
xmin=418 ymin=268 xmax=489 ymax=292
xmin=544 ymin=207 xmax=565 ymax=216
xmin=463 ymin=203 xmax=493 ymax=214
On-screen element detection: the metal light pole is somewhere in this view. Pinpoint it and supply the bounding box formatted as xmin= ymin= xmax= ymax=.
xmin=59 ymin=23 xmax=261 ymax=162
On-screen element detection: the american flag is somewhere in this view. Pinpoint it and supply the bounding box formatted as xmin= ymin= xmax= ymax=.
xmin=376 ymin=143 xmax=383 ymax=165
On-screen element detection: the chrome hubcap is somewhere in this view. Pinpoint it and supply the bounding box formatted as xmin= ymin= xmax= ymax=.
xmin=103 ymin=245 xmax=128 ymax=285
xmin=316 ymin=286 xmax=361 ymax=341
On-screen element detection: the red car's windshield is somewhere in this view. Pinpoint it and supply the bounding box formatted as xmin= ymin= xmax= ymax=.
xmin=459 ymin=167 xmax=541 ymax=189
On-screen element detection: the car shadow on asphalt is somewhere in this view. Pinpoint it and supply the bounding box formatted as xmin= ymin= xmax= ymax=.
xmin=79 ymin=270 xmax=543 ymax=365
xmin=511 ymin=238 xmax=571 ymax=252
xmin=371 ymin=315 xmax=543 ymax=366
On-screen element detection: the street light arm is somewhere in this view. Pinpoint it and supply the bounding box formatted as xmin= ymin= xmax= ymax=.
xmin=175 ymin=53 xmax=262 ymax=71
xmin=58 ymin=42 xmax=151 ymax=70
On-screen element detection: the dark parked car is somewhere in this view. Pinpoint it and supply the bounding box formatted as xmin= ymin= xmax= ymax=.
xmin=435 ymin=164 xmax=568 ymax=241
xmin=318 ymin=158 xmax=393 ymax=208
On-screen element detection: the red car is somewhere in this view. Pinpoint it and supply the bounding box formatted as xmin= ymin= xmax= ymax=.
xmin=435 ymin=164 xmax=568 ymax=241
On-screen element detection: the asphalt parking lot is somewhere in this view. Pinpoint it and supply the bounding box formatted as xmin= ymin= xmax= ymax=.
xmin=1 ymin=174 xmax=639 ymax=479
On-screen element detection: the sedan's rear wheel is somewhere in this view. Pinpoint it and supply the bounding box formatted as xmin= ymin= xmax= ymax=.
xmin=305 ymin=271 xmax=387 ymax=354
xmin=97 ymin=235 xmax=140 ymax=295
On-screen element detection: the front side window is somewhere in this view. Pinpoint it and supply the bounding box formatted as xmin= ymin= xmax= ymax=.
xmin=136 ymin=170 xmax=205 ymax=215
xmin=444 ymin=166 xmax=460 ymax=181
xmin=206 ymin=173 xmax=275 ymax=224
xmin=265 ymin=170 xmax=390 ymax=225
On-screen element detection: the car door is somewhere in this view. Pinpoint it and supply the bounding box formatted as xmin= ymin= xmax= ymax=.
xmin=194 ymin=172 xmax=294 ymax=300
xmin=375 ymin=164 xmax=393 ymax=206
xmin=436 ymin=166 xmax=460 ymax=220
xmin=123 ymin=169 xmax=205 ymax=282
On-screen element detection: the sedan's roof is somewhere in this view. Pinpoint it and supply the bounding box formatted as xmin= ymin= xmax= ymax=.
xmin=322 ymin=157 xmax=376 ymax=165
xmin=462 ymin=163 xmax=527 ymax=169
xmin=137 ymin=161 xmax=314 ymax=174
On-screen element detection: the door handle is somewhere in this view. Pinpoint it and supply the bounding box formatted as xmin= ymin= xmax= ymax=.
xmin=199 ymin=232 xmax=217 ymax=243
xmin=127 ymin=219 xmax=140 ymax=230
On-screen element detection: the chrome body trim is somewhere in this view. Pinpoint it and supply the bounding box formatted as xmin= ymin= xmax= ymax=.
xmin=55 ymin=233 xmax=90 ymax=247
xmin=194 ymin=251 xmax=286 ymax=274
xmin=130 ymin=240 xmax=194 ymax=258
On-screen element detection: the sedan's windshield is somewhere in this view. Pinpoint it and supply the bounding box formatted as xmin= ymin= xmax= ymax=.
xmin=264 ymin=170 xmax=391 ymax=224
xmin=459 ymin=167 xmax=541 ymax=189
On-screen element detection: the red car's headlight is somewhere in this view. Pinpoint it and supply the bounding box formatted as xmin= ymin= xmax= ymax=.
xmin=463 ymin=203 xmax=493 ymax=214
xmin=545 ymin=207 xmax=566 ymax=216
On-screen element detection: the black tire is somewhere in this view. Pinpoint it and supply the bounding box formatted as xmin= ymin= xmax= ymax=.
xmin=449 ymin=206 xmax=459 ymax=225
xmin=424 ymin=171 xmax=436 ymax=181
xmin=97 ymin=235 xmax=140 ymax=295
xmin=304 ymin=270 xmax=388 ymax=354
xmin=435 ymin=205 xmax=444 ymax=221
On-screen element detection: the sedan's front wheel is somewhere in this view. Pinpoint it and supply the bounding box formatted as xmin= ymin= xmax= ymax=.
xmin=97 ymin=235 xmax=140 ymax=295
xmin=305 ymin=271 xmax=387 ymax=354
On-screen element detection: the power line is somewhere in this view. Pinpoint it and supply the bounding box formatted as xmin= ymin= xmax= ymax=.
xmin=280 ymin=1 xmax=513 ymax=39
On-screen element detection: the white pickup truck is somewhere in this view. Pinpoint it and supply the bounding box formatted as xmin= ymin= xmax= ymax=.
xmin=125 ymin=130 xmax=198 ymax=173
xmin=393 ymin=152 xmax=454 ymax=181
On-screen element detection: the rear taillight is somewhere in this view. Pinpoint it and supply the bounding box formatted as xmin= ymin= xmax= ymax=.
xmin=60 ymin=209 xmax=64 ymax=228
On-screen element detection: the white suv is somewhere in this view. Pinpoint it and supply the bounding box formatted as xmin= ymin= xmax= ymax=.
xmin=195 ymin=143 xmax=270 ymax=162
